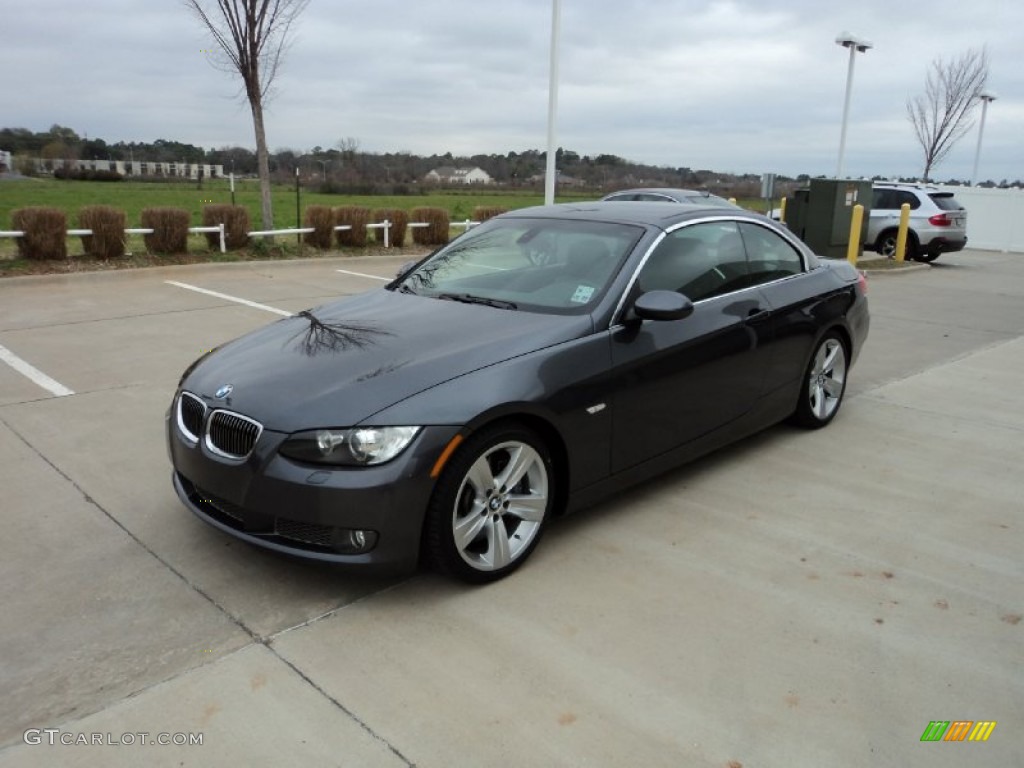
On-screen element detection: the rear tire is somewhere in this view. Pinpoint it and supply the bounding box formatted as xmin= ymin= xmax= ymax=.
xmin=876 ymin=230 xmax=918 ymax=261
xmin=792 ymin=332 xmax=848 ymax=429
xmin=424 ymin=423 xmax=553 ymax=583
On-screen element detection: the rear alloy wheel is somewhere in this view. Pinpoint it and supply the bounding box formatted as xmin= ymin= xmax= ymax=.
xmin=877 ymin=230 xmax=918 ymax=261
xmin=792 ymin=333 xmax=848 ymax=429
xmin=425 ymin=424 xmax=553 ymax=583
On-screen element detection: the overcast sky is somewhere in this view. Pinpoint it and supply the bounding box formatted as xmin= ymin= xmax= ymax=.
xmin=4 ymin=0 xmax=1022 ymax=181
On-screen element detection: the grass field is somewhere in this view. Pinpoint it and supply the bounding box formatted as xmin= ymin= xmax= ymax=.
xmin=0 ymin=177 xmax=597 ymax=231
xmin=0 ymin=178 xmax=586 ymax=269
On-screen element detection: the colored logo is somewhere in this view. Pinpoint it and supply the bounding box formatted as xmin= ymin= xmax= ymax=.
xmin=214 ymin=384 xmax=233 ymax=399
xmin=920 ymin=721 xmax=997 ymax=742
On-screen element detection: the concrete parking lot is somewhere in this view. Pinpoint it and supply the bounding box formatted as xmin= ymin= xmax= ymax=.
xmin=0 ymin=249 xmax=1021 ymax=767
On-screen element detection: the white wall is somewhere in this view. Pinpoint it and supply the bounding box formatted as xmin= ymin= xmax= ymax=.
xmin=938 ymin=186 xmax=1024 ymax=253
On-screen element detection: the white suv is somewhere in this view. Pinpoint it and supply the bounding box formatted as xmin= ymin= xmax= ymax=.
xmin=866 ymin=183 xmax=967 ymax=262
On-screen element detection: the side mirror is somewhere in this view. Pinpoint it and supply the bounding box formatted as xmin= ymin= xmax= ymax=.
xmin=632 ymin=290 xmax=694 ymax=322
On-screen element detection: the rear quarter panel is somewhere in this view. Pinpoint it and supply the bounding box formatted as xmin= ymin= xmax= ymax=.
xmin=759 ymin=262 xmax=866 ymax=397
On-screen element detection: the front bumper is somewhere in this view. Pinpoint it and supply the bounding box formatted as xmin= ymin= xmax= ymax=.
xmin=167 ymin=406 xmax=460 ymax=572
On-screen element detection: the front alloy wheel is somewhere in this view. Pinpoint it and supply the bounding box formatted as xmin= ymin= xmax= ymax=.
xmin=425 ymin=424 xmax=553 ymax=583
xmin=792 ymin=333 xmax=848 ymax=429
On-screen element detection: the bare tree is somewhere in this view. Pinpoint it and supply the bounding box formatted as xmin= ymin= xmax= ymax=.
xmin=185 ymin=0 xmax=309 ymax=230
xmin=907 ymin=48 xmax=988 ymax=181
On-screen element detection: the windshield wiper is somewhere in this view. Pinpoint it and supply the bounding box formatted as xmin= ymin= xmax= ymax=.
xmin=436 ymin=292 xmax=518 ymax=310
xmin=396 ymin=283 xmax=418 ymax=295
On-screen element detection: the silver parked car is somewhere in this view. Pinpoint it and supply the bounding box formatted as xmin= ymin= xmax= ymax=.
xmin=601 ymin=188 xmax=738 ymax=209
xmin=866 ymin=183 xmax=967 ymax=262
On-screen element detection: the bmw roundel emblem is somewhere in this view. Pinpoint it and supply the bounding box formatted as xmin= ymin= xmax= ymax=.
xmin=214 ymin=384 xmax=234 ymax=399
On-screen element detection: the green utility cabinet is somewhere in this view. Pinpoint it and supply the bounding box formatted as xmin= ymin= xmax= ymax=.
xmin=784 ymin=179 xmax=872 ymax=259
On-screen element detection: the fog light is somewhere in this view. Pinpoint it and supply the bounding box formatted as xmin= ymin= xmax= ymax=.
xmin=334 ymin=528 xmax=378 ymax=554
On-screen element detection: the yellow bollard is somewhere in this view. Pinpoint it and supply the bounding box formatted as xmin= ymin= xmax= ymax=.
xmin=894 ymin=203 xmax=911 ymax=262
xmin=728 ymin=197 xmax=737 ymax=205
xmin=846 ymin=204 xmax=864 ymax=266
xmin=779 ymin=196 xmax=787 ymax=224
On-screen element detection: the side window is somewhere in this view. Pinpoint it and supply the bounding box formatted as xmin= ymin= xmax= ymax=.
xmin=896 ymin=191 xmax=921 ymax=210
xmin=635 ymin=193 xmax=673 ymax=202
xmin=636 ymin=221 xmax=748 ymax=302
xmin=873 ymin=189 xmax=895 ymax=209
xmin=605 ymin=193 xmax=636 ymax=201
xmin=738 ymin=222 xmax=804 ymax=285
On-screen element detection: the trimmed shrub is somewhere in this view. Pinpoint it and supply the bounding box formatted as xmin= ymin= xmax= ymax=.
xmin=473 ymin=206 xmax=509 ymax=222
xmin=78 ymin=205 xmax=126 ymax=259
xmin=333 ymin=206 xmax=370 ymax=247
xmin=371 ymin=208 xmax=409 ymax=247
xmin=202 ymin=204 xmax=249 ymax=250
xmin=10 ymin=207 xmax=67 ymax=260
xmin=141 ymin=207 xmax=190 ymax=254
xmin=302 ymin=205 xmax=334 ymax=250
xmin=410 ymin=207 xmax=450 ymax=246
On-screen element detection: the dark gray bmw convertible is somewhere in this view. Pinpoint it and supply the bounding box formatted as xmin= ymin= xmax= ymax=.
xmin=168 ymin=202 xmax=869 ymax=582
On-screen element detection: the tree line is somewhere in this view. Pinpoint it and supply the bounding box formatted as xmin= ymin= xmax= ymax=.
xmin=3 ymin=125 xmax=1018 ymax=192
xmin=0 ymin=125 xmax=772 ymax=191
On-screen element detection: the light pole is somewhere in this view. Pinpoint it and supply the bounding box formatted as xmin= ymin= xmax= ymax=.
xmin=835 ymin=32 xmax=872 ymax=179
xmin=317 ymin=159 xmax=329 ymax=181
xmin=971 ymin=90 xmax=997 ymax=186
xmin=544 ymin=0 xmax=561 ymax=205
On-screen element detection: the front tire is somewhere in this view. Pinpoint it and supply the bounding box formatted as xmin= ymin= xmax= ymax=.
xmin=425 ymin=423 xmax=554 ymax=583
xmin=792 ymin=333 xmax=848 ymax=429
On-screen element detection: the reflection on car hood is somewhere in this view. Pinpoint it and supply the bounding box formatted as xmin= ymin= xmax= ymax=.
xmin=182 ymin=289 xmax=590 ymax=430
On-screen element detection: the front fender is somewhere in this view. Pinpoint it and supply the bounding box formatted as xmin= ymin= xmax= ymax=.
xmin=368 ymin=332 xmax=614 ymax=493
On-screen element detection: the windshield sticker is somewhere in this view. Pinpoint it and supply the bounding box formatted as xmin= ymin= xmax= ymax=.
xmin=571 ymin=285 xmax=595 ymax=304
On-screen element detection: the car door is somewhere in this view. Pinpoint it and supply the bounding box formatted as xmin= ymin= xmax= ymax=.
xmin=608 ymin=221 xmax=773 ymax=472
xmin=869 ymin=188 xmax=919 ymax=242
xmin=736 ymin=221 xmax=822 ymax=396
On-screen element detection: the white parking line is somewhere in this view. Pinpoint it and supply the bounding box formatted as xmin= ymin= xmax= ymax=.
xmin=335 ymin=269 xmax=389 ymax=281
xmin=0 ymin=343 xmax=75 ymax=397
xmin=165 ymin=281 xmax=293 ymax=317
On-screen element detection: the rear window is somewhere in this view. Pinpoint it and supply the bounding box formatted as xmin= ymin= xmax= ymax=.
xmin=929 ymin=193 xmax=964 ymax=211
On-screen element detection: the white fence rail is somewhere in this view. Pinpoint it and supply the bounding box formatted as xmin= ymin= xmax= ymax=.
xmin=1 ymin=216 xmax=484 ymax=255
xmin=245 ymin=219 xmax=481 ymax=249
xmin=1 ymin=224 xmax=226 ymax=253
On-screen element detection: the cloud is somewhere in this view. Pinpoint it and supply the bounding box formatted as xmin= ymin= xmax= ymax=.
xmin=2 ymin=0 xmax=1021 ymax=180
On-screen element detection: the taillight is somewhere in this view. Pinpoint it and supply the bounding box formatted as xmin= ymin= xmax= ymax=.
xmin=928 ymin=213 xmax=952 ymax=226
xmin=857 ymin=271 xmax=867 ymax=295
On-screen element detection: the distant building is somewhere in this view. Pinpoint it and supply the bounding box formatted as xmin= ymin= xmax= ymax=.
xmin=33 ymin=158 xmax=223 ymax=179
xmin=0 ymin=149 xmax=11 ymax=172
xmin=424 ymin=166 xmax=493 ymax=185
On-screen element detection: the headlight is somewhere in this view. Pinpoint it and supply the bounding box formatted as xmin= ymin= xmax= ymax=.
xmin=279 ymin=426 xmax=421 ymax=466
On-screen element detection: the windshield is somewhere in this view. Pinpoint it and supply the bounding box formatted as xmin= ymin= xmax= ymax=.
xmin=393 ymin=217 xmax=644 ymax=314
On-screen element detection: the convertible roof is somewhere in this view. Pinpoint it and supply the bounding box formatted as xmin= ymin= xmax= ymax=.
xmin=505 ymin=201 xmax=771 ymax=228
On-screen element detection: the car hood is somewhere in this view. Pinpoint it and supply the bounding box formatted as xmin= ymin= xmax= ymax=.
xmin=181 ymin=289 xmax=591 ymax=430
